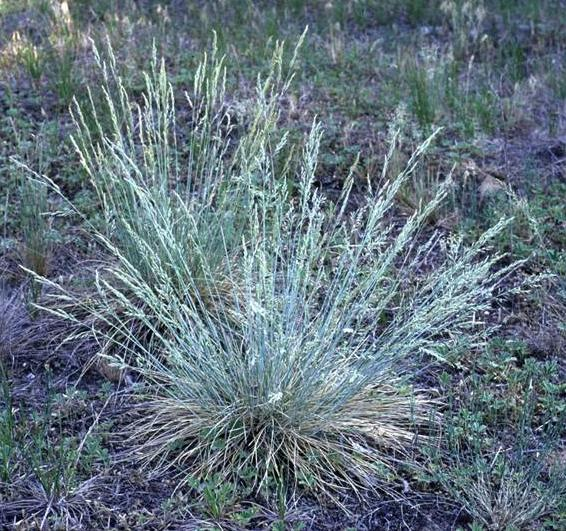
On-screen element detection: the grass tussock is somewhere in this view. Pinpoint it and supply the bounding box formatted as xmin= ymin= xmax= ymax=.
xmin=28 ymin=37 xmax=518 ymax=499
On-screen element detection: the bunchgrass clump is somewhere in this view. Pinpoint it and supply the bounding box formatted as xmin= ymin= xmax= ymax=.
xmin=0 ymin=367 xmax=109 ymax=528
xmin=114 ymin=124 xmax=515 ymax=498
xmin=30 ymin=37 xmax=517 ymax=501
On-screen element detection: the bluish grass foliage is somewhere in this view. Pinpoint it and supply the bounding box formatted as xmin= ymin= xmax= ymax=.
xmin=28 ymin=36 xmax=518 ymax=499
xmin=29 ymin=32 xmax=304 ymax=359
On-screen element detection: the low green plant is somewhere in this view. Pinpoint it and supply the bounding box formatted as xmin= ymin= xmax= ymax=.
xmin=200 ymin=473 xmax=237 ymax=520
xmin=8 ymin=119 xmax=53 ymax=304
xmin=50 ymin=46 xmax=77 ymax=106
xmin=465 ymin=181 xmax=565 ymax=275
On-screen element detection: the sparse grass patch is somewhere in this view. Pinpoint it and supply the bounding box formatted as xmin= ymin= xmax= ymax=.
xmin=426 ymin=337 xmax=566 ymax=530
xmin=0 ymin=365 xmax=110 ymax=529
xmin=438 ymin=446 xmax=565 ymax=530
xmin=462 ymin=181 xmax=566 ymax=275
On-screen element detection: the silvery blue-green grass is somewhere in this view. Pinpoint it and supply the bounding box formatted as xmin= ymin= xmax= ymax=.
xmin=28 ymin=34 xmax=518 ymax=499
